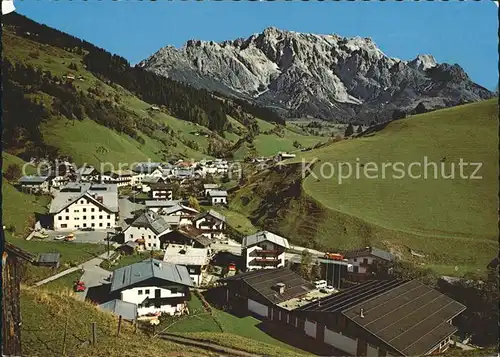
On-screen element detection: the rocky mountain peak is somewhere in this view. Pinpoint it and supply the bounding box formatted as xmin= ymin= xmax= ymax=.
xmin=139 ymin=27 xmax=493 ymax=123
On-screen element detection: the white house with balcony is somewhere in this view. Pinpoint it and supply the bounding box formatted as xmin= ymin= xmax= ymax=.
xmin=123 ymin=210 xmax=172 ymax=251
xmin=109 ymin=259 xmax=193 ymax=317
xmin=49 ymin=183 xmax=118 ymax=231
xmin=192 ymin=210 xmax=226 ymax=240
xmin=242 ymin=231 xmax=290 ymax=271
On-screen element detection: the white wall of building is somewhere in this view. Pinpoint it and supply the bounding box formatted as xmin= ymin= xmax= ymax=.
xmin=210 ymin=197 xmax=227 ymax=205
xmin=247 ymin=299 xmax=268 ymax=317
xmin=120 ymin=285 xmax=185 ymax=316
xmin=324 ymin=327 xmax=358 ymax=356
xmin=54 ymin=198 xmax=116 ymax=231
xmin=304 ymin=319 xmax=317 ymax=338
xmin=124 ymin=226 xmax=170 ymax=250
xmin=367 ymin=344 xmax=379 ymax=357
xmin=245 ymin=243 xmax=286 ymax=271
xmin=348 ymin=256 xmax=375 ymax=274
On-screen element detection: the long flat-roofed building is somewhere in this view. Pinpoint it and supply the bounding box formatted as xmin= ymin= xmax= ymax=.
xmin=294 ymin=279 xmax=466 ymax=356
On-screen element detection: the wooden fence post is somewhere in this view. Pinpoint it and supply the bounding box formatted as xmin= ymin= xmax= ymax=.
xmin=116 ymin=315 xmax=122 ymax=337
xmin=91 ymin=322 xmax=97 ymax=346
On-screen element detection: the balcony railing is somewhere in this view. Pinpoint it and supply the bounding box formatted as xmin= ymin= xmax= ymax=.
xmin=255 ymin=249 xmax=280 ymax=255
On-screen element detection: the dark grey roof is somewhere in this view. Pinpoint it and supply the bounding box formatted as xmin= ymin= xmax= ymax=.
xmin=37 ymin=253 xmax=61 ymax=264
xmin=129 ymin=210 xmax=171 ymax=235
xmin=145 ymin=200 xmax=181 ymax=208
xmin=132 ymin=163 xmax=161 ymax=174
xmin=223 ymin=268 xmax=315 ymax=305
xmin=242 ymin=231 xmax=290 ymax=249
xmin=344 ymin=246 xmax=395 ymax=261
xmin=19 ymin=175 xmax=50 ymax=184
xmin=298 ymin=279 xmax=466 ymax=357
xmin=98 ymin=299 xmax=137 ymax=321
xmin=110 ymin=259 xmax=193 ymax=292
xmin=193 ymin=210 xmax=226 ymax=223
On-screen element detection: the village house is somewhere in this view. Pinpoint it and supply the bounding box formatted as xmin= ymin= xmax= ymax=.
xmin=221 ymin=268 xmax=320 ymax=318
xmin=162 ymin=204 xmax=199 ymax=226
xmin=207 ymin=190 xmax=228 ymax=205
xmin=150 ymin=182 xmax=174 ymax=200
xmin=123 ymin=210 xmax=172 ymax=251
xmin=221 ymin=271 xmax=466 ymax=357
xmin=192 ymin=210 xmax=227 ymax=240
xmin=140 ymin=176 xmax=165 ymax=193
xmin=144 ymin=200 xmax=182 ymax=213
xmin=275 ymin=152 xmax=296 ymax=162
xmin=344 ymin=246 xmax=395 ymax=279
xmin=109 ymin=259 xmax=193 ymax=317
xmin=49 ymin=183 xmax=119 ymax=231
xmin=101 ymin=170 xmax=133 ymax=187
xmin=163 ymin=244 xmax=212 ymax=286
xmin=131 ymin=163 xmax=162 ymax=186
xmin=203 ymin=183 xmax=220 ymax=196
xmin=76 ymin=165 xmax=100 ymax=182
xmin=159 ymin=226 xmax=211 ymax=251
xmin=242 ymin=231 xmax=290 ymax=271
xmin=18 ymin=175 xmax=51 ymax=193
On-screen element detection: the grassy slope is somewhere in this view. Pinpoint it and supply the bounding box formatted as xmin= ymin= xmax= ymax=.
xmin=232 ymin=100 xmax=498 ymax=276
xmin=3 ymin=30 xmax=211 ymax=165
xmin=20 ymin=288 xmax=208 ymax=357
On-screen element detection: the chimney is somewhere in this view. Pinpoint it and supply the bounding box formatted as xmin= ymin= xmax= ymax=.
xmin=360 ymin=308 xmax=365 ymax=318
xmin=275 ymin=282 xmax=285 ymax=294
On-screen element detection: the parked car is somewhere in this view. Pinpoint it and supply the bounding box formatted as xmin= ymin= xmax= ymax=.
xmin=65 ymin=234 xmax=76 ymax=241
xmin=320 ymin=286 xmax=336 ymax=294
xmin=54 ymin=235 xmax=66 ymax=241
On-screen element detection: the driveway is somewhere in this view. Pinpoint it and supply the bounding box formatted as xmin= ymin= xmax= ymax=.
xmin=74 ymin=252 xmax=113 ymax=301
xmin=44 ymin=229 xmax=113 ymax=244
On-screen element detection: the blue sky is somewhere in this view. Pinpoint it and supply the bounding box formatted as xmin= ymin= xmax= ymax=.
xmin=15 ymin=0 xmax=498 ymax=90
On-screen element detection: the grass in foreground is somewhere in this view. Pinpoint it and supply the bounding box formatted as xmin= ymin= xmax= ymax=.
xmin=159 ymin=294 xmax=310 ymax=356
xmin=20 ymin=288 xmax=209 ymax=357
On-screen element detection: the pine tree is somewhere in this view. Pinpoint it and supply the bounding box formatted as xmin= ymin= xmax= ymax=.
xmin=344 ymin=123 xmax=354 ymax=137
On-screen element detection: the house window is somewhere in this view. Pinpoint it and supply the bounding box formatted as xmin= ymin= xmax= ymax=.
xmin=91 ymin=223 xmax=95 ymax=227
xmin=65 ymin=209 xmax=69 ymax=213
xmin=99 ymin=215 xmax=102 ymax=219
xmin=74 ymin=210 xmax=79 ymax=213
xmin=65 ymin=216 xmax=69 ymax=220
xmin=75 ymin=217 xmax=79 ymax=220
xmin=61 ymin=224 xmax=67 ymax=228
xmin=107 ymin=223 xmax=111 ymax=227
xmin=354 ymin=266 xmax=359 ymax=273
xmin=138 ymin=290 xmax=143 ymax=295
xmin=107 ymin=215 xmax=110 ymax=219
xmin=99 ymin=223 xmax=103 ymax=227
xmin=91 ymin=216 xmax=95 ymax=220
xmin=353 ymin=258 xmax=357 ymax=262
xmin=58 ymin=216 xmax=62 ymax=220
xmin=83 ymin=223 xmax=87 ymax=228
xmin=363 ymin=258 xmax=368 ymax=264
xmin=154 ymin=302 xmax=161 ymax=308
xmin=99 ymin=208 xmax=102 ymax=212
xmin=148 ymin=235 xmax=151 ymax=239
xmin=145 ymin=289 xmax=150 ymax=294
xmin=153 ymin=243 xmax=157 ymax=248
xmin=80 ymin=200 xmax=84 ymax=204
xmin=83 ymin=208 xmax=87 ymax=212
xmin=82 ymin=216 xmax=86 ymax=220
xmin=91 ymin=208 xmax=95 ymax=212
xmin=130 ymin=234 xmax=133 ymax=239
xmin=148 ymin=243 xmax=151 ymax=247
